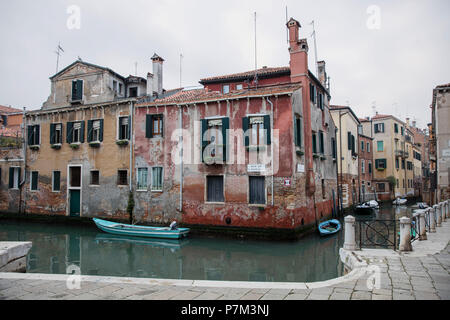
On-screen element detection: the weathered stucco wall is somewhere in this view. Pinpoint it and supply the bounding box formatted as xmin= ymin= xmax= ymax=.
xmin=25 ymin=102 xmax=132 ymax=219
xmin=0 ymin=148 xmax=24 ymax=213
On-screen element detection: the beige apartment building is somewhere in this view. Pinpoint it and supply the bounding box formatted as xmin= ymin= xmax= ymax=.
xmin=330 ymin=106 xmax=360 ymax=208
xmin=361 ymin=114 xmax=415 ymax=200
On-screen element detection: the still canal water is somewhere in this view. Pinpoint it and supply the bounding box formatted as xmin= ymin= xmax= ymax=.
xmin=0 ymin=204 xmax=414 ymax=283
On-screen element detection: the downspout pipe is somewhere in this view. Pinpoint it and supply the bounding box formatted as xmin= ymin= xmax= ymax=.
xmin=266 ymin=97 xmax=274 ymax=206
xmin=19 ymin=107 xmax=27 ymax=214
xmin=178 ymin=104 xmax=183 ymax=212
xmin=129 ymin=101 xmax=134 ymax=193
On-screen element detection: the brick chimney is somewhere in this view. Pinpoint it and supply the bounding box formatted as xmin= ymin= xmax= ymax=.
xmin=287 ymin=18 xmax=308 ymax=83
xmin=317 ymin=61 xmax=327 ymax=87
xmin=151 ymin=53 xmax=164 ymax=96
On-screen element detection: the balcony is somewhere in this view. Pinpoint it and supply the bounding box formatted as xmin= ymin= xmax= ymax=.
xmin=395 ymin=150 xmax=408 ymax=158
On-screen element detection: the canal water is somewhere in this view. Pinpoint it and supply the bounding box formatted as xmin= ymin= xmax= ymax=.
xmin=0 ymin=203 xmax=416 ymax=283
xmin=0 ymin=218 xmax=344 ymax=283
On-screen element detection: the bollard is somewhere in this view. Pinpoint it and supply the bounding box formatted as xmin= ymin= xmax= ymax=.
xmin=436 ymin=204 xmax=442 ymax=227
xmin=418 ymin=210 xmax=427 ymax=241
xmin=399 ymin=216 xmax=412 ymax=251
xmin=344 ymin=215 xmax=356 ymax=251
xmin=445 ymin=200 xmax=449 ymax=219
xmin=441 ymin=202 xmax=447 ymax=222
xmin=430 ymin=206 xmax=437 ymax=233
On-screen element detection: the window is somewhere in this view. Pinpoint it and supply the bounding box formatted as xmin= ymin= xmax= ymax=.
xmin=9 ymin=167 xmax=20 ymax=189
xmin=331 ymin=137 xmax=337 ymax=159
xmin=119 ymin=83 xmax=123 ymax=95
xmin=312 ymin=132 xmax=317 ymax=154
xmin=71 ymin=80 xmax=83 ymax=101
xmin=361 ymin=160 xmax=365 ymax=174
xmin=375 ymin=159 xmax=387 ymax=170
xmin=88 ymin=119 xmax=103 ymax=143
xmin=242 ymin=116 xmax=270 ymax=149
xmin=377 ymin=183 xmax=386 ymax=192
xmin=137 ymin=168 xmax=148 ymax=191
xmin=401 ymin=159 xmax=405 ymax=169
xmin=236 ymin=84 xmax=243 ymax=90
xmin=67 ymin=121 xmax=85 ymax=144
xmin=27 ymin=125 xmax=40 ymax=146
xmin=113 ymin=80 xmax=118 ymax=93
xmin=117 ymin=170 xmax=128 ymax=186
xmin=318 ymin=92 xmax=324 ymax=109
xmin=69 ymin=167 xmax=81 ymax=187
xmin=374 ymin=123 xmax=384 ymax=133
xmin=368 ymin=161 xmax=372 ymax=174
xmin=222 ymin=85 xmax=230 ymax=94
xmin=52 ymin=171 xmax=60 ymax=192
xmin=50 ymin=123 xmax=63 ymax=145
xmin=377 ymin=141 xmax=384 ymax=152
xmin=118 ymin=116 xmax=130 ymax=140
xmin=146 ymin=114 xmax=164 ymax=138
xmin=309 ymin=83 xmax=316 ymax=103
xmin=396 ymin=158 xmax=400 ymax=169
xmin=367 ymin=142 xmax=370 ymax=153
xmin=129 ymin=87 xmax=138 ymax=98
xmin=394 ymin=123 xmax=398 ymax=133
xmin=249 ymin=176 xmax=265 ymax=205
xmin=90 ymin=170 xmax=100 ymax=186
xmin=30 ymin=171 xmax=38 ymax=191
xmin=294 ymin=115 xmax=302 ymax=148
xmin=319 ymin=131 xmax=324 ymax=154
xmin=207 ymin=176 xmax=224 ymax=203
xmin=151 ymin=167 xmax=163 ymax=191
xmin=401 ymin=126 xmax=404 ymax=136
xmin=361 ymin=141 xmax=364 ymax=152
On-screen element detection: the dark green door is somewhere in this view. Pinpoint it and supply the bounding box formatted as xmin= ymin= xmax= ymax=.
xmin=70 ymin=190 xmax=81 ymax=217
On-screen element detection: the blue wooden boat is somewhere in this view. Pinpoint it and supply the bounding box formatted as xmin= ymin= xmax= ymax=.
xmin=93 ymin=218 xmax=190 ymax=239
xmin=318 ymin=219 xmax=341 ymax=236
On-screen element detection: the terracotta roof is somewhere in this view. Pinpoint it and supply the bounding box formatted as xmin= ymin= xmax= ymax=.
xmin=372 ymin=114 xmax=392 ymax=120
xmin=138 ymin=83 xmax=302 ymax=107
xmin=0 ymin=126 xmax=21 ymax=137
xmin=436 ymin=83 xmax=450 ymax=88
xmin=199 ymin=66 xmax=290 ymax=83
xmin=0 ymin=105 xmax=22 ymax=114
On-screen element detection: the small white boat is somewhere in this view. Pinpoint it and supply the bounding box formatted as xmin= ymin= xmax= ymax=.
xmin=411 ymin=202 xmax=429 ymax=209
xmin=393 ymin=198 xmax=408 ymax=206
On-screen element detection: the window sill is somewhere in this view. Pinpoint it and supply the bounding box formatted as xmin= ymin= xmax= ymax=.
xmin=295 ymin=147 xmax=304 ymax=156
xmin=116 ymin=140 xmax=129 ymax=146
xmin=70 ymin=143 xmax=81 ymax=150
xmin=117 ymin=185 xmax=129 ymax=188
xmin=151 ymin=190 xmax=163 ymax=193
xmin=29 ymin=145 xmax=40 ymax=151
xmin=89 ymin=185 xmax=100 ymax=187
xmin=51 ymin=144 xmax=62 ymax=150
xmin=313 ymin=153 xmax=320 ymax=159
xmin=249 ymin=204 xmax=266 ymax=208
xmin=89 ymin=141 xmax=101 ymax=148
xmin=205 ymin=202 xmax=225 ymax=205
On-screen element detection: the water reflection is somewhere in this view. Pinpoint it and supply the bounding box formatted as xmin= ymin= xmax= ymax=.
xmin=0 ymin=219 xmax=344 ymax=283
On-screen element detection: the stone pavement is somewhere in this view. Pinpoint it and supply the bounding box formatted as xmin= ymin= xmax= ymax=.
xmin=0 ymin=220 xmax=449 ymax=300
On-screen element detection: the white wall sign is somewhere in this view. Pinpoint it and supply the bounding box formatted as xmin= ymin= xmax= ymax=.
xmin=248 ymin=164 xmax=266 ymax=172
xmin=297 ymin=164 xmax=305 ymax=173
xmin=443 ymin=149 xmax=450 ymax=157
xmin=284 ymin=179 xmax=291 ymax=186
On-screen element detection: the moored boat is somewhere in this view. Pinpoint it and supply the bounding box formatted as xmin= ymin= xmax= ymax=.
xmin=411 ymin=202 xmax=429 ymax=209
xmin=318 ymin=219 xmax=341 ymax=236
xmin=393 ymin=198 xmax=408 ymax=206
xmin=355 ymin=200 xmax=379 ymax=215
xmin=93 ymin=218 xmax=190 ymax=239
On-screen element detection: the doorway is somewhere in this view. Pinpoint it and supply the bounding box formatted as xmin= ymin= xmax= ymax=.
xmin=68 ymin=166 xmax=82 ymax=217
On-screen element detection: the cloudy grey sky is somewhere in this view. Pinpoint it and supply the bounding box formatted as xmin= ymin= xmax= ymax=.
xmin=0 ymin=0 xmax=449 ymax=129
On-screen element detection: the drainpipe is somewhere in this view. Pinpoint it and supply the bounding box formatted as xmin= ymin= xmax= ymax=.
xmin=129 ymin=101 xmax=134 ymax=193
xmin=178 ymin=104 xmax=183 ymax=212
xmin=19 ymin=107 xmax=27 ymax=214
xmin=266 ymin=97 xmax=274 ymax=206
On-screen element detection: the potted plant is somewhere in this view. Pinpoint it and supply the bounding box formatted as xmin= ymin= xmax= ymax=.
xmin=116 ymin=140 xmax=129 ymax=146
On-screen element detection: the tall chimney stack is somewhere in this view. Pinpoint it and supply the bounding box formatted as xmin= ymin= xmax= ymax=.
xmin=287 ymin=18 xmax=308 ymax=83
xmin=146 ymin=72 xmax=154 ymax=96
xmin=317 ymin=61 xmax=327 ymax=87
xmin=151 ymin=53 xmax=164 ymax=96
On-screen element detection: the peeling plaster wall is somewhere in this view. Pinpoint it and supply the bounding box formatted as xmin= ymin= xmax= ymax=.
xmin=0 ymin=148 xmax=24 ymax=213
xmin=134 ymin=89 xmax=337 ymax=231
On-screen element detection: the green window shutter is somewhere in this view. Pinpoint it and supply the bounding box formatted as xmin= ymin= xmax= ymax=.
xmin=27 ymin=125 xmax=33 ymax=146
xmin=67 ymin=122 xmax=73 ymax=143
xmin=160 ymin=116 xmax=164 ymax=138
xmin=80 ymin=121 xmax=85 ymax=143
xmin=50 ymin=124 xmax=55 ymax=145
xmin=72 ymin=81 xmax=77 ymax=101
xmin=242 ymin=117 xmax=249 ymax=147
xmin=347 ymin=132 xmax=352 ymax=150
xmin=319 ymin=131 xmax=324 ymax=154
xmin=99 ymin=119 xmax=104 ymax=142
xmin=146 ymin=115 xmax=153 ymax=138
xmin=263 ymin=115 xmax=271 ymax=145
xmin=375 ymin=159 xmax=379 ymax=169
xmin=221 ymin=117 xmax=229 ymax=162
xmin=351 ymin=135 xmax=355 ymax=154
xmin=312 ymin=133 xmax=317 ymax=154
xmin=53 ymin=171 xmax=60 ymax=191
xmin=35 ymin=125 xmax=40 ymax=145
xmin=201 ymin=119 xmax=208 ymax=162
xmin=294 ymin=118 xmax=299 ymax=146
xmin=31 ymin=172 xmax=38 ymax=190
xmin=76 ymin=80 xmax=83 ymax=100
xmin=9 ymin=167 xmax=14 ymax=188
xmin=128 ymin=116 xmax=131 ymax=140
xmin=87 ymin=120 xmax=93 ymax=143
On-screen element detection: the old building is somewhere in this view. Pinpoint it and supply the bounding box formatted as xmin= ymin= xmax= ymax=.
xmin=16 ymin=56 xmax=168 ymax=218
xmin=329 ymin=106 xmax=360 ymax=208
xmin=357 ymin=120 xmax=375 ymax=202
xmin=133 ymin=17 xmax=338 ymax=236
xmin=431 ymin=83 xmax=450 ymax=201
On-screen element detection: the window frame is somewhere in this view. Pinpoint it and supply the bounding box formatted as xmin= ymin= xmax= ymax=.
xmin=30 ymin=171 xmax=39 ymax=192
xmin=118 ymin=116 xmax=130 ymax=141
xmin=377 ymin=141 xmax=384 ymax=152
xmin=117 ymin=170 xmax=128 ymax=186
xmin=90 ymin=170 xmax=100 ymax=186
xmin=222 ymin=84 xmax=230 ymax=94
xmin=52 ymin=170 xmax=61 ymax=192
xmin=249 ymin=176 xmax=266 ymax=206
xmin=151 ymin=167 xmax=163 ymax=192
xmin=206 ymin=175 xmax=224 ymax=203
xmin=137 ymin=167 xmax=149 ymax=191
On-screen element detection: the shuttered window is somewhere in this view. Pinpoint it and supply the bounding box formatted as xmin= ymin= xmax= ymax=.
xmin=52 ymin=171 xmax=61 ymax=192
xmin=375 ymin=159 xmax=387 ymax=170
xmin=319 ymin=131 xmax=324 ymax=154
xmin=50 ymin=123 xmax=63 ymax=145
xmin=28 ymin=125 xmax=40 ymax=146
xmin=249 ymin=176 xmax=265 ymax=205
xmin=72 ymin=80 xmax=83 ymax=101
xmin=67 ymin=121 xmax=85 ymax=143
xmin=118 ymin=116 xmax=130 ymax=140
xmin=146 ymin=114 xmax=164 ymax=138
xmin=331 ymin=137 xmax=337 ymax=159
xmin=294 ymin=115 xmax=302 ymax=147
xmin=201 ymin=117 xmax=229 ymax=163
xmin=9 ymin=167 xmax=20 ymax=189
xmin=207 ymin=176 xmax=224 ymax=203
xmin=312 ymin=132 xmax=317 ymax=154
xmin=31 ymin=171 xmax=38 ymax=191
xmin=137 ymin=168 xmax=148 ymax=191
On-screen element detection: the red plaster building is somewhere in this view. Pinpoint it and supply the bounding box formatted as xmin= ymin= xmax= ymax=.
xmin=358 ymin=128 xmax=374 ymax=202
xmin=133 ymin=18 xmax=338 ymax=237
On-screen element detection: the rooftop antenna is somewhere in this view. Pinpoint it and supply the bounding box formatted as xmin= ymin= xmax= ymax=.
xmin=134 ymin=62 xmax=138 ymax=76
xmin=310 ymin=21 xmax=319 ymax=77
xmin=254 ymin=11 xmax=258 ymax=89
xmin=54 ymin=42 xmax=64 ymax=73
xmin=285 ymin=6 xmax=289 ymax=44
xmin=372 ymin=101 xmax=377 ymax=116
xmin=180 ymin=53 xmax=183 ymax=88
